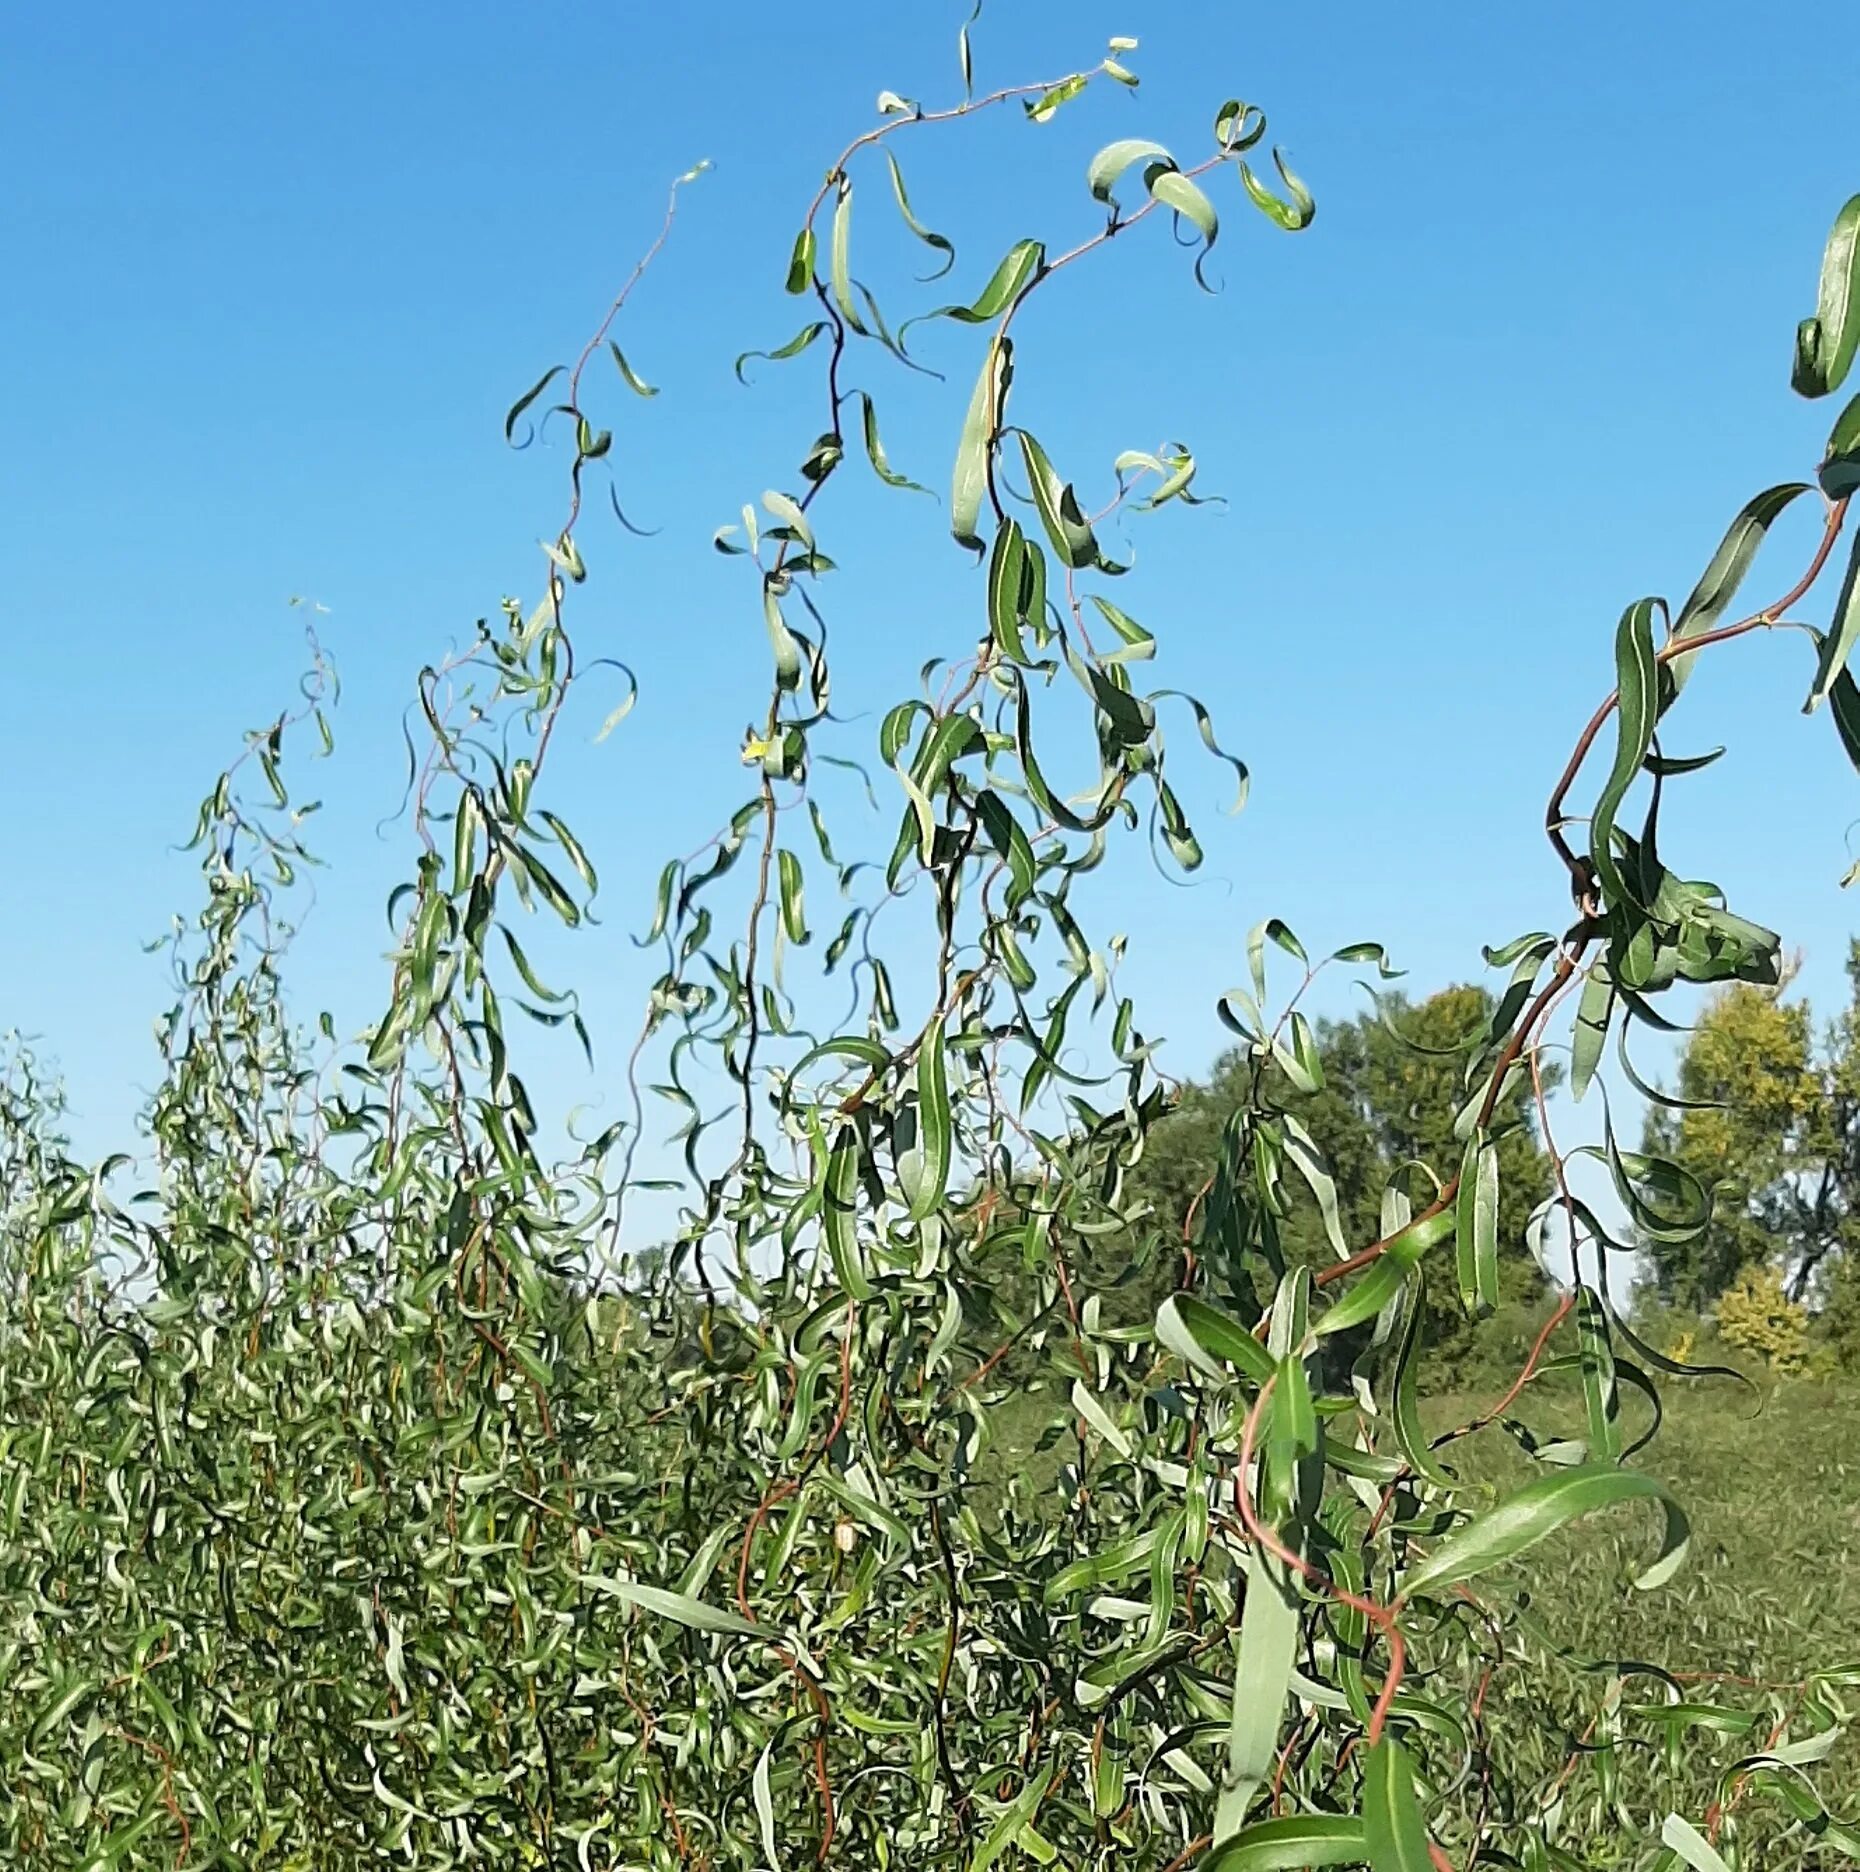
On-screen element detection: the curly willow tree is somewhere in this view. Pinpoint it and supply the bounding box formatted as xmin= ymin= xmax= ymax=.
xmin=6 ymin=24 xmax=1860 ymax=1872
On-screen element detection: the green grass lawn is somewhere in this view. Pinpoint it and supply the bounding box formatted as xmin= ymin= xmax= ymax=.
xmin=1427 ymin=1370 xmax=1860 ymax=1847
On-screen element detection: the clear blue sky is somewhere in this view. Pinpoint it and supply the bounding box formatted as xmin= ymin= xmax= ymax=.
xmin=4 ymin=0 xmax=1859 ymax=1165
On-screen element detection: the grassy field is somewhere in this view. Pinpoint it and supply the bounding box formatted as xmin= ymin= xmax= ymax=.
xmin=1431 ymin=1369 xmax=1860 ymax=1844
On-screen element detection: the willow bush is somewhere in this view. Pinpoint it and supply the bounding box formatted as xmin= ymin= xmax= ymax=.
xmin=6 ymin=23 xmax=1860 ymax=1872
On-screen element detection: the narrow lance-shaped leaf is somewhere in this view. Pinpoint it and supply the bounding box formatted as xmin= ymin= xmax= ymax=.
xmin=1805 ymin=530 xmax=1860 ymax=713
xmin=1155 ymin=1293 xmax=1277 ymax=1387
xmin=1283 ymin=1112 xmax=1346 ymax=1255
xmin=1202 ymin=1815 xmax=1370 ymax=1871
xmin=1017 ymin=430 xmax=1100 ymax=568
xmin=1147 ymin=163 xmax=1219 ymax=286
xmin=828 ymin=176 xmax=867 ymax=334
xmin=970 ymin=1764 xmax=1056 ymax=1872
xmin=734 ymin=319 xmax=828 ymax=383
xmin=608 ymin=341 xmax=658 ymax=397
xmin=1316 ymin=1208 xmax=1455 ymax=1337
xmin=1400 ymin=1462 xmax=1689 ymax=1600
xmin=1024 ymin=73 xmax=1089 ymax=123
xmin=1364 ymin=1737 xmax=1434 ymax=1872
xmin=1822 ymin=389 xmax=1860 ymax=498
xmin=1661 ymin=1813 xmax=1733 ymax=1872
xmin=1454 ymin=1134 xmax=1499 ymax=1317
xmin=907 ymin=238 xmax=1046 ymax=335
xmin=1392 ymin=1279 xmax=1460 ymax=1491
xmin=785 ymin=225 xmax=816 ymax=294
xmin=907 ymin=1014 xmax=952 ymax=1221
xmin=581 ymin=1576 xmax=763 ymax=1639
xmin=1577 ymin=1284 xmax=1621 ymax=1462
xmin=1666 ymin=484 xmax=1810 ymax=694
xmin=1238 ymin=148 xmax=1315 ymax=230
xmin=1087 ymin=138 xmax=1173 ymax=205
xmin=777 ymin=848 xmax=808 ymax=945
xmin=1213 ymin=1543 xmax=1302 ymax=1841
xmin=952 ymin=336 xmax=1011 ymax=550
xmin=1588 ymin=598 xmax=1659 ymax=906
xmin=1793 ymin=192 xmax=1860 ymax=398
xmin=882 ymin=149 xmax=955 ymax=278
xmin=1570 ymin=961 xmax=1613 ymax=1102
xmin=860 ymin=392 xmax=931 ymax=494
xmin=504 ymin=364 xmax=564 ymax=445
xmin=822 ymin=1122 xmax=874 ymax=1300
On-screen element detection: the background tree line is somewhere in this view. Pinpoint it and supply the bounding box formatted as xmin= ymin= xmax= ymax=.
xmin=1109 ymin=962 xmax=1860 ymax=1376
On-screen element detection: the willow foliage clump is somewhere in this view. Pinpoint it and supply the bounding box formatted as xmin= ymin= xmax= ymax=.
xmin=6 ymin=23 xmax=1860 ymax=1872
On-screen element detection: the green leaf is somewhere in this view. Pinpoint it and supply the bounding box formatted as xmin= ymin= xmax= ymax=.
xmin=504 ymin=364 xmax=564 ymax=445
xmin=1666 ymin=484 xmax=1810 ymax=694
xmin=1267 ymin=1352 xmax=1318 ymax=1487
xmin=1577 ymin=1285 xmax=1621 ymax=1462
xmin=608 ymin=341 xmax=658 ymax=397
xmin=734 ymin=319 xmax=829 ymax=383
xmin=1148 ymin=165 xmax=1219 ymax=284
xmin=977 ymin=787 xmax=1036 ymax=903
xmin=1213 ymin=1548 xmax=1303 ymax=1840
xmin=822 ymin=1122 xmax=874 ymax=1300
xmin=762 ymin=486 xmax=814 ymax=550
xmin=1391 ymin=1280 xmax=1460 ymax=1491
xmin=1805 ymin=531 xmax=1860 ymax=713
xmin=882 ymin=149 xmax=955 ymax=279
xmin=970 ymin=1764 xmax=1056 ymax=1872
xmin=1155 ymin=1293 xmax=1276 ymax=1387
xmin=860 ymin=391 xmax=931 ymax=493
xmin=1215 ymin=99 xmax=1266 ymax=152
xmin=1238 ymin=150 xmax=1315 ymax=231
xmin=1589 ymin=598 xmax=1659 ymax=906
xmin=1071 ymin=1379 xmax=1134 ymax=1459
xmin=1792 ymin=192 xmax=1860 ymax=398
xmin=1316 ymin=1209 xmax=1454 ymax=1337
xmin=786 ymin=224 xmax=816 ymax=295
xmin=1364 ymin=1738 xmax=1433 ymax=1872
xmin=907 ymin=1014 xmax=952 ymax=1221
xmin=1016 ymin=429 xmax=1100 ymax=569
xmin=765 ymin=585 xmax=804 ymax=690
xmin=1830 ymin=665 xmax=1860 ymax=775
xmin=777 ymin=848 xmax=809 ymax=944
xmin=1088 ymin=138 xmax=1174 ymax=205
xmin=1202 ymin=1814 xmax=1369 ymax=1870
xmin=581 ymin=1576 xmax=763 ymax=1639
xmin=1570 ymin=962 xmax=1613 ymax=1102
xmin=828 ymin=176 xmax=864 ymax=333
xmin=1453 ymin=1135 xmax=1499 ymax=1317
xmin=1282 ymin=1112 xmax=1345 ymax=1255
xmin=952 ymin=336 xmax=1012 ymax=551
xmin=910 ymin=239 xmax=1046 ymax=332
xmin=1822 ymin=391 xmax=1860 ymax=498
xmin=753 ymin=1746 xmax=780 ymax=1867
xmin=1400 ymin=1462 xmax=1689 ymax=1601
xmin=1024 ymin=73 xmax=1089 ymax=123
xmin=1660 ymin=1814 xmax=1732 ymax=1872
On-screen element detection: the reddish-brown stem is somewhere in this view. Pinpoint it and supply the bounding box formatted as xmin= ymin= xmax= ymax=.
xmin=1235 ymin=1375 xmax=1408 ymax=1746
xmin=1454 ymin=1290 xmax=1575 ymax=1441
xmin=732 ymin=1303 xmax=856 ymax=1860
xmin=1158 ymin=1834 xmax=1215 ymax=1872
xmin=1545 ymin=494 xmax=1850 ymax=889
xmin=1311 ymin=947 xmax=1580 ymax=1297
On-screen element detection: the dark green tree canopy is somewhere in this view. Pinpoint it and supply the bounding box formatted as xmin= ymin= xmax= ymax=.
xmin=1129 ymin=984 xmax=1555 ymax=1338
xmin=1645 ymin=942 xmax=1860 ymax=1314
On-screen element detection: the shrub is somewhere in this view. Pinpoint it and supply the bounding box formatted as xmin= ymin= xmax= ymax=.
xmin=1717 ymin=1263 xmax=1813 ymax=1373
